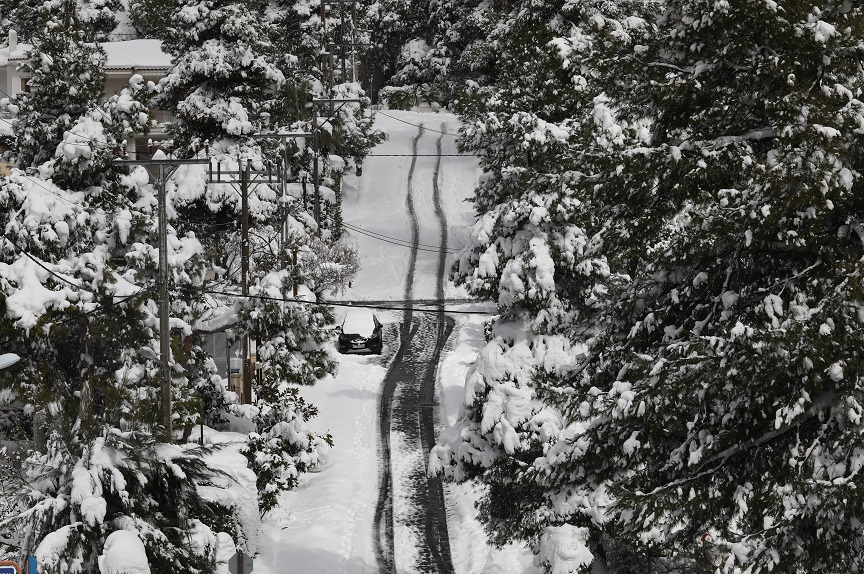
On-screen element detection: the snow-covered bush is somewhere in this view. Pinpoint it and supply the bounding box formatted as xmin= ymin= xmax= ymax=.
xmin=11 ymin=431 xmax=248 ymax=574
xmin=235 ymin=272 xmax=336 ymax=513
xmin=301 ymin=236 xmax=360 ymax=295
xmin=242 ymin=387 xmax=332 ymax=513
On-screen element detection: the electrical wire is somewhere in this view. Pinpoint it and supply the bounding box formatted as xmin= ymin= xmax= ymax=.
xmin=342 ymin=224 xmax=459 ymax=255
xmin=374 ymin=111 xmax=461 ymax=137
xmin=23 ymin=251 xmax=95 ymax=293
xmin=343 ymin=221 xmax=450 ymax=250
xmin=343 ymin=222 xmax=451 ymax=250
xmin=342 ymin=222 xmax=462 ymax=253
xmin=203 ymin=288 xmax=491 ymax=315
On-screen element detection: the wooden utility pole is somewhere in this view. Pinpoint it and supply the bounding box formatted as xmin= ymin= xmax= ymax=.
xmin=339 ymin=4 xmax=347 ymax=82
xmin=280 ymin=138 xmax=290 ymax=269
xmin=312 ymin=106 xmax=321 ymax=233
xmin=351 ymin=1 xmax=358 ymax=82
xmin=240 ymin=159 xmax=252 ymax=405
xmin=157 ymin=161 xmax=171 ymax=438
xmin=206 ymin=150 xmax=287 ymax=404
xmin=79 ymin=314 xmax=93 ymax=435
xmin=315 ymin=0 xmax=365 ymax=238
xmin=114 ymin=156 xmax=209 ymax=442
xmin=292 ymin=249 xmax=299 ymax=297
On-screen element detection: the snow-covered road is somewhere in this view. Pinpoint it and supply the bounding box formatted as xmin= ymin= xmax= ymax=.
xmin=255 ymin=110 xmax=537 ymax=574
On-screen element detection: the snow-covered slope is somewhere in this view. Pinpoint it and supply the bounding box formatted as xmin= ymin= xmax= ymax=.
xmin=255 ymin=110 xmax=536 ymax=574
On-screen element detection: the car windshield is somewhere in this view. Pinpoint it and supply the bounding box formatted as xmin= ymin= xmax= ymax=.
xmin=341 ymin=308 xmax=376 ymax=337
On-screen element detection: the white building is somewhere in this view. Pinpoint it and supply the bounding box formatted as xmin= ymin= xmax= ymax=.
xmin=0 ymin=31 xmax=31 ymax=101
xmin=0 ymin=31 xmax=174 ymax=159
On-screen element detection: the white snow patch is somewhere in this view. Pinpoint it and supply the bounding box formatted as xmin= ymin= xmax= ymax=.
xmin=538 ymin=525 xmax=593 ymax=574
xmin=98 ymin=530 xmax=151 ymax=574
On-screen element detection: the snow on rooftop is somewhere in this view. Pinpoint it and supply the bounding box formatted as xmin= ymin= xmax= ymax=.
xmin=0 ymin=43 xmax=32 ymax=65
xmin=0 ymin=39 xmax=171 ymax=69
xmin=101 ymin=39 xmax=172 ymax=70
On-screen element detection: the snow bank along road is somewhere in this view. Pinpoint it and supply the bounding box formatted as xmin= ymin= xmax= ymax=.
xmin=374 ymin=123 xmax=456 ymax=574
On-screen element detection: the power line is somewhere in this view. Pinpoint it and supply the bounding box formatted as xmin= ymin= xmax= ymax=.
xmin=342 ymin=224 xmax=458 ymax=255
xmin=342 ymin=222 xmax=462 ymax=253
xmin=343 ymin=222 xmax=456 ymax=251
xmin=23 ymin=251 xmax=95 ymax=293
xmin=374 ymin=111 xmax=461 ymax=136
xmin=203 ymin=289 xmax=492 ymax=315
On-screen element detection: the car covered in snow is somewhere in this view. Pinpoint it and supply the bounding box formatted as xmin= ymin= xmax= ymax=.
xmin=337 ymin=308 xmax=383 ymax=354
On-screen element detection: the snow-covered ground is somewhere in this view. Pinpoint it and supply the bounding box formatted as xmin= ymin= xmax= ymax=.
xmin=254 ymin=110 xmax=538 ymax=574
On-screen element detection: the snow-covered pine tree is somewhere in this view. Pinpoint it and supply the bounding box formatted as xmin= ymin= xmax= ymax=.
xmin=530 ymin=1 xmax=864 ymax=572
xmin=0 ymin=7 xmax=258 ymax=568
xmin=157 ymin=0 xmax=349 ymax=512
xmin=368 ymin=0 xmax=510 ymax=108
xmin=418 ymin=0 xmax=488 ymax=105
xmin=1 ymin=0 xmax=120 ymax=44
xmin=320 ymin=80 xmax=385 ymax=178
xmin=9 ymin=1 xmax=106 ymax=177
xmin=0 ymin=0 xmax=47 ymax=42
xmin=364 ymin=0 xmax=429 ymax=96
xmin=267 ymin=0 xmax=320 ymax=133
xmin=73 ymin=0 xmax=123 ymax=41
xmin=158 ymin=0 xmax=283 ymax=148
xmin=430 ymin=1 xmax=646 ymax=570
xmin=127 ymin=0 xmax=176 ymax=39
xmin=270 ymin=0 xmax=384 ymax=177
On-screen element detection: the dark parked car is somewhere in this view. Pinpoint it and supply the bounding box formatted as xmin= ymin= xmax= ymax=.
xmin=337 ymin=308 xmax=383 ymax=354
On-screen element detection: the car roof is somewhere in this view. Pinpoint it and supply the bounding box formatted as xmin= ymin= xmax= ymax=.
xmin=341 ymin=308 xmax=378 ymax=331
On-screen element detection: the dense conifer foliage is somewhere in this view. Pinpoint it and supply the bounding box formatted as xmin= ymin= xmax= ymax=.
xmin=0 ymin=6 xmax=257 ymax=568
xmin=431 ymin=0 xmax=864 ymax=572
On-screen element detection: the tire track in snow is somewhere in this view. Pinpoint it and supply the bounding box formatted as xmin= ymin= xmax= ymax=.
xmin=416 ymin=127 xmax=455 ymax=574
xmin=374 ymin=126 xmax=424 ymax=573
xmin=374 ymin=124 xmax=455 ymax=574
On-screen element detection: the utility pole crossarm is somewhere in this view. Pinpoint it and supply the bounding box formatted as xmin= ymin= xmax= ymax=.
xmin=248 ymin=132 xmax=314 ymax=139
xmin=113 ymin=158 xmax=211 ymax=166
xmin=311 ymin=98 xmax=363 ymax=104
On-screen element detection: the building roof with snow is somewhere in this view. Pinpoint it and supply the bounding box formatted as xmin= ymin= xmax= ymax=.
xmin=0 ymin=38 xmax=172 ymax=71
xmin=101 ymin=39 xmax=173 ymax=72
xmin=0 ymin=42 xmax=32 ymax=66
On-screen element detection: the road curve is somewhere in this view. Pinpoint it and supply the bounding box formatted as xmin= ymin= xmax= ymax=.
xmin=374 ymin=124 xmax=455 ymax=574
